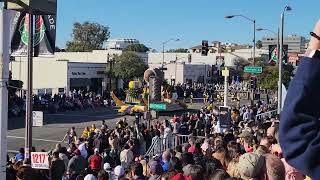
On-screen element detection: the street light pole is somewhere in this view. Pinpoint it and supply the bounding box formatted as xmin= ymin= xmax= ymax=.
xmin=278 ymin=5 xmax=291 ymax=114
xmin=0 ymin=5 xmax=10 ymax=179
xmin=253 ymin=20 xmax=256 ymax=66
xmin=161 ymin=38 xmax=180 ymax=74
xmin=25 ymin=12 xmax=34 ymax=160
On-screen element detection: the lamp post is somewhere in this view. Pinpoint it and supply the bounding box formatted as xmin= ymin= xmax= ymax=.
xmin=162 ymin=38 xmax=180 ymax=73
xmin=225 ymin=15 xmax=256 ymax=65
xmin=278 ymin=5 xmax=292 ymax=114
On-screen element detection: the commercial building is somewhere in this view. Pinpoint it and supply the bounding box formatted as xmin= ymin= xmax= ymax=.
xmin=106 ymin=38 xmax=139 ymax=50
xmin=261 ymin=35 xmax=307 ymax=53
xmin=10 ymin=50 xmax=148 ymax=95
xmin=149 ymin=62 xmax=211 ymax=84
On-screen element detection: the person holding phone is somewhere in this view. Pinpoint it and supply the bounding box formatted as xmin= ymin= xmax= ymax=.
xmin=280 ymin=20 xmax=320 ymax=180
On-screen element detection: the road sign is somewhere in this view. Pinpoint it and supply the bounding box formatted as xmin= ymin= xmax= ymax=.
xmin=33 ymin=111 xmax=43 ymax=127
xmin=244 ymin=66 xmax=262 ymax=74
xmin=150 ymin=103 xmax=167 ymax=110
xmin=31 ymin=152 xmax=49 ymax=169
xmin=222 ymin=69 xmax=229 ymax=77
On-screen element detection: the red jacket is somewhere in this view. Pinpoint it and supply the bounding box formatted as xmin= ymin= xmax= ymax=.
xmin=89 ymin=155 xmax=102 ymax=170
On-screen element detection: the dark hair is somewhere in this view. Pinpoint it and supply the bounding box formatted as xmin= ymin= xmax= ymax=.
xmin=19 ymin=148 xmax=24 ymax=154
xmin=133 ymin=163 xmax=143 ymax=176
xmin=52 ymin=151 xmax=59 ymax=158
xmin=97 ymin=170 xmax=109 ymax=180
xmin=188 ymin=165 xmax=204 ymax=180
xmin=175 ymin=145 xmax=182 ymax=153
xmin=208 ymin=169 xmax=230 ymax=180
xmin=181 ymin=153 xmax=194 ymax=166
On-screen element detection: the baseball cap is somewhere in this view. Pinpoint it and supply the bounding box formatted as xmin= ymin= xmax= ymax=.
xmin=94 ymin=148 xmax=99 ymax=153
xmin=114 ymin=165 xmax=125 ymax=177
xmin=187 ymin=145 xmax=198 ymax=154
xmin=148 ymin=160 xmax=163 ymax=175
xmin=103 ymin=163 xmax=111 ymax=172
xmin=237 ymin=153 xmax=265 ymax=179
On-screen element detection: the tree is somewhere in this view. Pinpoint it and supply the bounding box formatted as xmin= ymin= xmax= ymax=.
xmin=66 ymin=21 xmax=110 ymax=52
xmin=256 ymin=62 xmax=294 ymax=90
xmin=123 ymin=44 xmax=149 ymax=53
xmin=256 ymin=40 xmax=263 ymax=49
xmin=112 ymin=52 xmax=148 ymax=85
xmin=233 ymin=57 xmax=250 ymax=72
xmin=166 ymin=48 xmax=189 ymax=53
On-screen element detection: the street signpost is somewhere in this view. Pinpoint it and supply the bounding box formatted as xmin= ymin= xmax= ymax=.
xmin=244 ymin=66 xmax=262 ymax=74
xmin=150 ymin=103 xmax=167 ymax=110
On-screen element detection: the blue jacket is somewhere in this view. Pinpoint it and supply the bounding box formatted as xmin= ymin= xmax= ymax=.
xmin=280 ymin=57 xmax=320 ymax=180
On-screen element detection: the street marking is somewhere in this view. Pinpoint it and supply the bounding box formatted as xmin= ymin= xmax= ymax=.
xmin=7 ymin=136 xmax=61 ymax=143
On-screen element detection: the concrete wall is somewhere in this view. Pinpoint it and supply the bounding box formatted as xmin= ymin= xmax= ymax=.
xmin=11 ymin=58 xmax=68 ymax=95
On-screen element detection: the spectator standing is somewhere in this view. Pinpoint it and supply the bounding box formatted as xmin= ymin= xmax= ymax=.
xmin=51 ymin=150 xmax=66 ymax=180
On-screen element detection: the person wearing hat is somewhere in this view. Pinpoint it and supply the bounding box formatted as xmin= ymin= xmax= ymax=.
xmin=67 ymin=149 xmax=87 ymax=176
xmin=237 ymin=152 xmax=265 ymax=180
xmin=103 ymin=163 xmax=113 ymax=180
xmin=114 ymin=165 xmax=127 ymax=180
xmin=148 ymin=160 xmax=163 ymax=180
xmin=88 ymin=148 xmax=103 ymax=173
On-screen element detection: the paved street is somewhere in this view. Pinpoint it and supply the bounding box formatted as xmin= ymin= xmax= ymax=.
xmin=7 ymin=96 xmax=258 ymax=155
xmin=7 ymin=102 xmax=205 ymax=154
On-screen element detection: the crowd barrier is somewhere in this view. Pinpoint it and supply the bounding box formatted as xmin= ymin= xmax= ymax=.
xmin=145 ymin=134 xmax=205 ymax=157
xmin=255 ymin=110 xmax=278 ymax=121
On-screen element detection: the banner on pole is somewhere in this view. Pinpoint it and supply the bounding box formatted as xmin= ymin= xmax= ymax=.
xmin=268 ymin=45 xmax=288 ymax=65
xmin=10 ymin=12 xmax=56 ymax=57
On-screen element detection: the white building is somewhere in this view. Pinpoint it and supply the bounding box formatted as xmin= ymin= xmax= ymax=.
xmin=10 ymin=50 xmax=148 ymax=95
xmin=106 ymin=38 xmax=139 ymax=50
xmin=149 ymin=62 xmax=211 ymax=84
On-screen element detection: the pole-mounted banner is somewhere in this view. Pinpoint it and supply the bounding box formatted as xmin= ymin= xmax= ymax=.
xmin=10 ymin=11 xmax=56 ymax=57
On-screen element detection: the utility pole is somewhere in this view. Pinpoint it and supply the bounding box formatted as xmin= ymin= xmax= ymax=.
xmin=25 ymin=13 xmax=33 ymax=160
xmin=0 ymin=4 xmax=10 ymax=180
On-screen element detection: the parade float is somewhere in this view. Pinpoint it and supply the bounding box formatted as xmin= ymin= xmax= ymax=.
xmin=111 ymin=68 xmax=187 ymax=115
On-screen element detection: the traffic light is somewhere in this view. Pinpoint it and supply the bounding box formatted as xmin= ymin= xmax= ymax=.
xmin=149 ymin=76 xmax=161 ymax=101
xmin=250 ymin=76 xmax=257 ymax=90
xmin=201 ymin=40 xmax=209 ymax=56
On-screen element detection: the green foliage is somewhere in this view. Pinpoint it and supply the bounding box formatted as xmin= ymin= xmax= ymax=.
xmin=66 ymin=21 xmax=110 ymax=52
xmin=112 ymin=52 xmax=148 ymax=82
xmin=123 ymin=44 xmax=149 ymax=53
xmin=256 ymin=40 xmax=263 ymax=49
xmin=255 ymin=62 xmax=294 ymax=90
xmin=166 ymin=48 xmax=189 ymax=53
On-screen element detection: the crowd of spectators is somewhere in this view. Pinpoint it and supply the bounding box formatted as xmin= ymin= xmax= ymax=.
xmin=6 ymin=96 xmax=304 ymax=180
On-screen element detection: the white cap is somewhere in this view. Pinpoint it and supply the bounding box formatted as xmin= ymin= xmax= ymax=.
xmin=103 ymin=163 xmax=111 ymax=172
xmin=114 ymin=165 xmax=125 ymax=177
xmin=94 ymin=148 xmax=99 ymax=153
xmin=84 ymin=174 xmax=96 ymax=180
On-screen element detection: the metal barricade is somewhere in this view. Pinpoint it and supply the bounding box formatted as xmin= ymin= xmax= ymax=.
xmin=255 ymin=110 xmax=278 ymax=122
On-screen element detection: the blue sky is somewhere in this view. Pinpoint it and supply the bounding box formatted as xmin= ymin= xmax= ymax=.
xmin=56 ymin=0 xmax=319 ymax=51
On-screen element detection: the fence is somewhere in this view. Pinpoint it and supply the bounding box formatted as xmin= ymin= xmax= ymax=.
xmin=255 ymin=110 xmax=278 ymax=121
xmin=145 ymin=134 xmax=205 ymax=157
